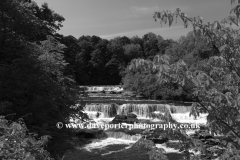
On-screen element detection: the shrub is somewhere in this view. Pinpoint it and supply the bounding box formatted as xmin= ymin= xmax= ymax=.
xmin=0 ymin=116 xmax=52 ymax=160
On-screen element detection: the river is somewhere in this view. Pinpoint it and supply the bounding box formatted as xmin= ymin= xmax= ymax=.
xmin=64 ymin=86 xmax=207 ymax=160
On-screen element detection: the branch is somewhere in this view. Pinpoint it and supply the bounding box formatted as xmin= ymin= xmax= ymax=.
xmin=177 ymin=79 xmax=240 ymax=138
xmin=179 ymin=15 xmax=215 ymax=47
xmin=197 ymin=99 xmax=240 ymax=138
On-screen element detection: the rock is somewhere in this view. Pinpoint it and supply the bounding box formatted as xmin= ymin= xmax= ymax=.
xmin=127 ymin=113 xmax=137 ymax=119
xmin=115 ymin=115 xmax=127 ymax=120
xmin=149 ymin=137 xmax=169 ymax=144
xmin=126 ymin=117 xmax=138 ymax=124
xmin=111 ymin=115 xmax=138 ymax=124
xmin=111 ymin=115 xmax=127 ymax=124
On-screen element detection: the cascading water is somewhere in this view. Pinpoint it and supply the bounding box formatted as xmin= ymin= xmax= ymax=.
xmin=85 ymin=103 xmax=118 ymax=117
xmin=105 ymin=131 xmax=142 ymax=141
xmin=117 ymin=104 xmax=171 ymax=118
xmin=82 ymin=86 xmax=124 ymax=92
xmin=84 ymin=103 xmax=175 ymax=118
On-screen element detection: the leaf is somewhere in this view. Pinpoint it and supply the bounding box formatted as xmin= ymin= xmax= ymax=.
xmin=211 ymin=21 xmax=219 ymax=30
xmin=197 ymin=16 xmax=204 ymax=24
xmin=189 ymin=102 xmax=200 ymax=119
xmin=179 ymin=13 xmax=185 ymax=22
xmin=167 ymin=11 xmax=174 ymax=27
xmin=230 ymin=5 xmax=240 ymax=24
xmin=153 ymin=12 xmax=158 ymax=22
xmin=162 ymin=64 xmax=169 ymax=72
xmin=162 ymin=11 xmax=168 ymax=24
xmin=184 ymin=18 xmax=188 ymax=28
xmin=228 ymin=16 xmax=239 ymax=26
xmin=192 ymin=23 xmax=197 ymax=34
xmin=175 ymin=8 xmax=182 ymax=23
xmin=230 ymin=7 xmax=235 ymax=14
xmin=181 ymin=78 xmax=185 ymax=86
xmin=232 ymin=0 xmax=240 ymax=5
xmin=219 ymin=44 xmax=227 ymax=52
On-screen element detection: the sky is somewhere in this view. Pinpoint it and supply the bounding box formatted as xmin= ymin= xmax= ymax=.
xmin=34 ymin=0 xmax=233 ymax=40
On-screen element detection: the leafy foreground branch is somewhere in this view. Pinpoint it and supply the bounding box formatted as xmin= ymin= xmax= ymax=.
xmin=129 ymin=0 xmax=240 ymax=160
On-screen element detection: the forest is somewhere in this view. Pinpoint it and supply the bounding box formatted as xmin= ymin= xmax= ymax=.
xmin=1 ymin=0 xmax=240 ymax=160
xmin=59 ymin=33 xmax=174 ymax=85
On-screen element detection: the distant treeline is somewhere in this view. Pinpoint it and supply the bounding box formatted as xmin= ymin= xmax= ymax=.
xmin=58 ymin=32 xmax=174 ymax=85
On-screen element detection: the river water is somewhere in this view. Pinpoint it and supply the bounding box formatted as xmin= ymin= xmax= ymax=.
xmin=64 ymin=86 xmax=207 ymax=160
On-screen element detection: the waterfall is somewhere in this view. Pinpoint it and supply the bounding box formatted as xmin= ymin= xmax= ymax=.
xmin=117 ymin=104 xmax=171 ymax=118
xmin=85 ymin=103 xmax=118 ymax=117
xmin=82 ymin=86 xmax=124 ymax=92
xmin=105 ymin=131 xmax=142 ymax=141
xmin=84 ymin=103 xmax=176 ymax=118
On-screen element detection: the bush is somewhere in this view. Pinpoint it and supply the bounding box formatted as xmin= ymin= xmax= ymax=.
xmin=0 ymin=116 xmax=52 ymax=160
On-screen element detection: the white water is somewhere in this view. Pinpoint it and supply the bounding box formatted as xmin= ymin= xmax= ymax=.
xmin=80 ymin=138 xmax=180 ymax=155
xmin=71 ymin=103 xmax=207 ymax=125
xmin=81 ymin=86 xmax=124 ymax=92
xmin=81 ymin=138 xmax=135 ymax=152
xmin=171 ymin=112 xmax=208 ymax=124
xmin=84 ymin=103 xmax=191 ymax=118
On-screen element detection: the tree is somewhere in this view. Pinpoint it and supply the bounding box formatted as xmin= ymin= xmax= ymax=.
xmin=0 ymin=0 xmax=65 ymax=49
xmin=130 ymin=35 xmax=144 ymax=49
xmin=90 ymin=35 xmax=102 ymax=46
xmin=124 ymin=44 xmax=143 ymax=63
xmin=0 ymin=1 xmax=86 ymax=159
xmin=133 ymin=1 xmax=240 ymax=159
xmin=157 ymin=39 xmax=175 ymax=55
xmin=90 ymin=49 xmax=105 ymax=68
xmin=60 ymin=35 xmax=81 ymax=78
xmin=165 ymin=31 xmax=212 ymax=71
xmin=142 ymin=32 xmax=163 ymax=59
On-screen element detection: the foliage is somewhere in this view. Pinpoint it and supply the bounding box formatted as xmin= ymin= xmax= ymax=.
xmin=0 ymin=0 xmax=64 ymax=47
xmin=124 ymin=44 xmax=143 ymax=63
xmin=132 ymin=0 xmax=240 ymax=159
xmin=58 ymin=30 xmax=175 ymax=85
xmin=0 ymin=116 xmax=52 ymax=160
xmin=123 ymin=57 xmax=192 ymax=101
xmin=37 ymin=35 xmax=68 ymax=80
xmin=0 ymin=0 xmax=86 ymax=159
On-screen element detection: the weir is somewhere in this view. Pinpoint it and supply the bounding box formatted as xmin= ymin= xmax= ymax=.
xmin=85 ymin=103 xmax=118 ymax=117
xmin=84 ymin=103 xmax=189 ymax=118
xmin=81 ymin=86 xmax=124 ymax=92
xmin=117 ymin=104 xmax=171 ymax=117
